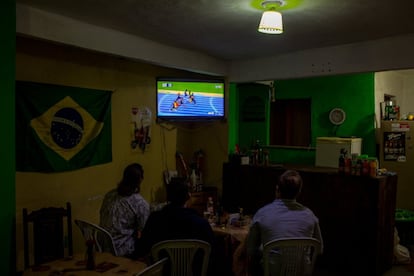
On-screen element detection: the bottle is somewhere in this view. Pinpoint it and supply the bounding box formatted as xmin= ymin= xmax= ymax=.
xmin=351 ymin=154 xmax=358 ymax=175
xmin=344 ymin=154 xmax=352 ymax=175
xmin=190 ymin=169 xmax=197 ymax=192
xmin=338 ymin=149 xmax=346 ymax=174
xmin=238 ymin=207 xmax=244 ymax=222
xmin=206 ymin=197 xmax=215 ymax=224
xmin=355 ymin=157 xmax=362 ymax=176
xmin=85 ymin=240 xmax=95 ymax=270
xmin=207 ymin=197 xmax=214 ymax=214
xmin=263 ymin=150 xmax=269 ymax=166
xmin=253 ymin=139 xmax=262 ymax=166
xmin=369 ymin=158 xmax=378 ymax=177
xmin=215 ymin=200 xmax=222 ymax=226
xmin=362 ymin=157 xmax=370 ymax=176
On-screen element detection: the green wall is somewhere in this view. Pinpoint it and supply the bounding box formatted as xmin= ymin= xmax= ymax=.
xmin=228 ymin=83 xmax=239 ymax=154
xmin=233 ymin=73 xmax=376 ymax=165
xmin=1 ymin=0 xmax=16 ymax=274
xmin=234 ymin=83 xmax=270 ymax=153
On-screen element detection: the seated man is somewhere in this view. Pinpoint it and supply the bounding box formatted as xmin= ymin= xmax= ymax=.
xmin=136 ymin=178 xmax=215 ymax=265
xmin=246 ymin=170 xmax=323 ymax=275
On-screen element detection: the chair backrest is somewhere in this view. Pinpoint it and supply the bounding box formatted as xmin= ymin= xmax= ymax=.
xmin=22 ymin=202 xmax=73 ymax=269
xmin=74 ymin=219 xmax=118 ymax=256
xmin=135 ymin=257 xmax=169 ymax=276
xmin=263 ymin=237 xmax=322 ymax=276
xmin=151 ymin=239 xmax=211 ymax=276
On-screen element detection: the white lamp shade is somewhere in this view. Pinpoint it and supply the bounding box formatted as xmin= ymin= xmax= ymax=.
xmin=258 ymin=10 xmax=283 ymax=34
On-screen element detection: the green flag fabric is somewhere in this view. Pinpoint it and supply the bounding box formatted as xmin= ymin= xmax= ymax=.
xmin=16 ymin=81 xmax=112 ymax=172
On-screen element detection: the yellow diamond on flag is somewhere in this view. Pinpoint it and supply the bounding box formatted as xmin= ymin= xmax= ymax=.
xmin=30 ymin=96 xmax=104 ymax=161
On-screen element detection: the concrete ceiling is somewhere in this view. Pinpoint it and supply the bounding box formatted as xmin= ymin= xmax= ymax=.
xmin=15 ymin=0 xmax=414 ymax=61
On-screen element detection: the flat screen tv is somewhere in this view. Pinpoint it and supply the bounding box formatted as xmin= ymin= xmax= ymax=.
xmin=156 ymin=77 xmax=225 ymax=122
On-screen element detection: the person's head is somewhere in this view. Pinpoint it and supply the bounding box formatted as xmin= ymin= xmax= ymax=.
xmin=117 ymin=163 xmax=144 ymax=196
xmin=276 ymin=170 xmax=303 ymax=199
xmin=166 ymin=178 xmax=191 ymax=207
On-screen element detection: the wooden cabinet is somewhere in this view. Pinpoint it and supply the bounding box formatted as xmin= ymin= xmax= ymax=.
xmin=188 ymin=187 xmax=218 ymax=216
xmin=222 ymin=163 xmax=397 ymax=275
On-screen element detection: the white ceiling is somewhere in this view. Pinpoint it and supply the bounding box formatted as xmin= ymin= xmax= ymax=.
xmin=15 ymin=0 xmax=414 ymax=62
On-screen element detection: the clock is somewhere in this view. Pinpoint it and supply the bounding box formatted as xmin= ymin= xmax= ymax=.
xmin=329 ymin=108 xmax=346 ymax=125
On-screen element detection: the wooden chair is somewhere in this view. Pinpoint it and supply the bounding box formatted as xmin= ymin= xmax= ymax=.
xmin=23 ymin=202 xmax=73 ymax=269
xmin=151 ymin=239 xmax=211 ymax=276
xmin=263 ymin=237 xmax=322 ymax=276
xmin=74 ymin=219 xmax=118 ymax=256
xmin=135 ymin=257 xmax=169 ymax=276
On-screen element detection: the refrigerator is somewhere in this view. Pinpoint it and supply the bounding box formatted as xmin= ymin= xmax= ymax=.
xmin=379 ymin=120 xmax=414 ymax=209
xmin=315 ymin=137 xmax=362 ymax=168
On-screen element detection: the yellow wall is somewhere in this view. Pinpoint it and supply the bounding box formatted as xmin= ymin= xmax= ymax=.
xmin=15 ymin=36 xmax=228 ymax=270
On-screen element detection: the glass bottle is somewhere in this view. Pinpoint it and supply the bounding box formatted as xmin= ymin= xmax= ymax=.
xmin=338 ymin=149 xmax=346 ymax=174
xmin=206 ymin=197 xmax=215 ymax=224
xmin=85 ymin=240 xmax=95 ymax=270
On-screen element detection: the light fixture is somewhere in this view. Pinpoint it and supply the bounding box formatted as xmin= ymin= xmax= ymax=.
xmin=258 ymin=0 xmax=284 ymax=34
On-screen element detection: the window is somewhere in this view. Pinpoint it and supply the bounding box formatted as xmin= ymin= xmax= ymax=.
xmin=269 ymin=99 xmax=311 ymax=147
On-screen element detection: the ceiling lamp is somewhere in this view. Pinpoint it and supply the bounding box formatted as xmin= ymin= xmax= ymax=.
xmin=258 ymin=0 xmax=284 ymax=34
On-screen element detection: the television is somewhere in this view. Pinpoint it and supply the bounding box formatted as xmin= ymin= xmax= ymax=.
xmin=156 ymin=77 xmax=225 ymax=122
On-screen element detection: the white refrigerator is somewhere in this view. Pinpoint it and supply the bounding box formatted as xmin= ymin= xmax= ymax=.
xmin=315 ymin=137 xmax=362 ymax=168
xmin=379 ymin=120 xmax=414 ymax=209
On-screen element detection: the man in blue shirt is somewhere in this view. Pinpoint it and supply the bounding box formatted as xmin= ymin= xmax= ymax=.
xmin=246 ymin=170 xmax=323 ymax=275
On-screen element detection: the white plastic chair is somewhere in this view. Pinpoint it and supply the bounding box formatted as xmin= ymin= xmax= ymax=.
xmin=263 ymin=237 xmax=322 ymax=276
xmin=151 ymin=239 xmax=211 ymax=276
xmin=74 ymin=219 xmax=118 ymax=256
xmin=135 ymin=257 xmax=168 ymax=276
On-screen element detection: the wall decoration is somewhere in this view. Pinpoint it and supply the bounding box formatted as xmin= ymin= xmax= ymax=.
xmin=16 ymin=81 xmax=112 ymax=172
xmin=130 ymin=106 xmax=152 ymax=152
xmin=383 ymin=132 xmax=406 ymax=161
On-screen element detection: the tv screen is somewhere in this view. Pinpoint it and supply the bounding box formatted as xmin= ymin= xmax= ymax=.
xmin=156 ymin=77 xmax=225 ymax=122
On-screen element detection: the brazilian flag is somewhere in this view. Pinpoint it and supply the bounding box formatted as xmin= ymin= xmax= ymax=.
xmin=16 ymin=81 xmax=112 ymax=172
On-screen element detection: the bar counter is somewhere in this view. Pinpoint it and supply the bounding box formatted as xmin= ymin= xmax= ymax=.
xmin=222 ymin=163 xmax=397 ymax=275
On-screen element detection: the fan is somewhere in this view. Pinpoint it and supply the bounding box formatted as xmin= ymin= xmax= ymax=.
xmin=329 ymin=108 xmax=346 ymax=125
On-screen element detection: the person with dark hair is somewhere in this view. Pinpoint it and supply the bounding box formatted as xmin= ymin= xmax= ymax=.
xmin=136 ymin=178 xmax=214 ymax=257
xmin=100 ymin=163 xmax=150 ymax=257
xmin=246 ymin=170 xmax=323 ymax=275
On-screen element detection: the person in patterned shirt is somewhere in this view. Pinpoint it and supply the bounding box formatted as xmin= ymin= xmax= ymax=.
xmin=100 ymin=163 xmax=150 ymax=257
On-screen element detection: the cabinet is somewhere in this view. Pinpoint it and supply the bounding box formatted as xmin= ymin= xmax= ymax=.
xmin=222 ymin=163 xmax=397 ymax=275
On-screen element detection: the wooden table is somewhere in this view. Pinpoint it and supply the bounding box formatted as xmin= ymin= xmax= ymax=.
xmin=213 ymin=224 xmax=249 ymax=242
xmin=23 ymin=252 xmax=147 ymax=275
xmin=213 ymin=224 xmax=249 ymax=276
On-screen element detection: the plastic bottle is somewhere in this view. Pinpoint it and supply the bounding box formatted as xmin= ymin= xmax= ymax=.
xmin=206 ymin=197 xmax=215 ymax=225
xmin=369 ymin=158 xmax=378 ymax=177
